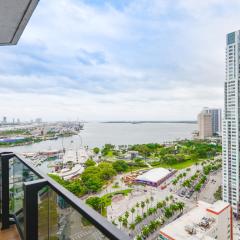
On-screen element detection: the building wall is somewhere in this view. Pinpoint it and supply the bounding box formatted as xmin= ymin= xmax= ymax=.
xmin=222 ymin=30 xmax=240 ymax=216
xmin=207 ymin=205 xmax=232 ymax=240
xmin=198 ymin=111 xmax=213 ymax=139
xmin=204 ymin=108 xmax=222 ymax=135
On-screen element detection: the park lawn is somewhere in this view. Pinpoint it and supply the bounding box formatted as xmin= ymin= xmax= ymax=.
xmin=106 ymin=151 xmax=114 ymax=157
xmin=151 ymin=158 xmax=207 ymax=170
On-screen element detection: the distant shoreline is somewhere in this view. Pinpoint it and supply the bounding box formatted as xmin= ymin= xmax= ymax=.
xmin=101 ymin=121 xmax=197 ymax=124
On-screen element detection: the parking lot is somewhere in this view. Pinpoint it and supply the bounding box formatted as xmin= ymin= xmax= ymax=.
xmin=198 ymin=170 xmax=221 ymax=203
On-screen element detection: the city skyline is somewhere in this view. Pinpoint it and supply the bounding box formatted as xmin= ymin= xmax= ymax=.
xmin=1 ymin=0 xmax=240 ymax=120
xmin=0 ymin=2 xmax=237 ymax=240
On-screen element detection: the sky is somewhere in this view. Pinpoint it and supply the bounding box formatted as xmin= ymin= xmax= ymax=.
xmin=1 ymin=0 xmax=240 ymax=121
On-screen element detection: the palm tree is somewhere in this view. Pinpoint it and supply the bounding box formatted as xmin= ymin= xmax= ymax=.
xmin=122 ymin=218 xmax=128 ymax=228
xmin=136 ymin=202 xmax=140 ymax=214
xmin=177 ymin=202 xmax=185 ymax=212
xmin=164 ymin=207 xmax=173 ymax=219
xmin=129 ymin=223 xmax=135 ymax=231
xmin=146 ymin=198 xmax=150 ymax=211
xmin=148 ymin=220 xmax=157 ymax=232
xmin=125 ymin=211 xmax=129 ymax=220
xmin=141 ymin=201 xmax=145 ymax=216
xmin=142 ymin=226 xmax=150 ymax=238
xmin=157 ymin=201 xmax=163 ymax=209
xmin=135 ymin=215 xmax=142 ymax=224
xmin=130 ymin=207 xmax=135 ymax=222
xmin=150 ymin=196 xmax=154 ymax=207
xmin=118 ymin=216 xmax=123 ymax=229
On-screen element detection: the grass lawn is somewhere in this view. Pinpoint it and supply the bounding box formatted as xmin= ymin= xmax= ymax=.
xmin=151 ymin=158 xmax=207 ymax=170
xmin=106 ymin=151 xmax=114 ymax=157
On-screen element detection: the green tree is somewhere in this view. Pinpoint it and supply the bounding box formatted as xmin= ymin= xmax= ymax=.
xmin=214 ymin=186 xmax=222 ymax=201
xmin=102 ymin=144 xmax=115 ymax=156
xmin=129 ymin=223 xmax=135 ymax=231
xmin=157 ymin=201 xmax=163 ymax=209
xmin=142 ymin=226 xmax=150 ymax=238
xmin=177 ymin=202 xmax=185 ymax=212
xmin=98 ymin=162 xmax=116 ymax=180
xmin=112 ymin=160 xmax=129 ymax=172
xmin=125 ymin=211 xmax=129 ymax=219
xmin=130 ymin=207 xmax=135 ymax=222
xmin=136 ymin=236 xmax=142 ymax=240
xmin=86 ymin=197 xmax=102 ymax=212
xmin=164 ymin=207 xmax=173 ymax=219
xmin=141 ymin=201 xmax=145 ymax=216
xmin=122 ymin=217 xmax=128 ymax=228
xmin=150 ymin=196 xmax=154 ymax=207
xmin=93 ymin=147 xmax=100 ymax=154
xmin=85 ymin=158 xmax=96 ymax=167
xmin=83 ymin=175 xmax=103 ymax=193
xmin=118 ymin=216 xmax=123 ymax=229
xmin=135 ymin=215 xmax=142 ymax=224
xmin=146 ymin=198 xmax=150 ymax=210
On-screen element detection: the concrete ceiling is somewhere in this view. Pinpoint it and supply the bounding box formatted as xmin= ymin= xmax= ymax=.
xmin=0 ymin=0 xmax=39 ymax=45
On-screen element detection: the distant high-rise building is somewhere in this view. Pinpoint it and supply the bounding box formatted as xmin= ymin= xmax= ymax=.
xmin=197 ymin=109 xmax=213 ymax=139
xmin=2 ymin=116 xmax=7 ymax=124
xmin=35 ymin=118 xmax=42 ymax=123
xmin=223 ymin=30 xmax=240 ymax=217
xmin=203 ymin=108 xmax=222 ymax=135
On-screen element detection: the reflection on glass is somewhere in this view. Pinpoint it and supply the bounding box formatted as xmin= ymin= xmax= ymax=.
xmin=38 ymin=187 xmax=110 ymax=240
xmin=9 ymin=157 xmax=39 ymax=233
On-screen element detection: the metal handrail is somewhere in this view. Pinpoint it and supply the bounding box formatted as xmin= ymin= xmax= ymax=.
xmin=1 ymin=152 xmax=131 ymax=240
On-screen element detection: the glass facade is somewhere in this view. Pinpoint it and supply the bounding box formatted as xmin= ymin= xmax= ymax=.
xmin=9 ymin=157 xmax=39 ymax=234
xmin=227 ymin=32 xmax=235 ymax=45
xmin=38 ymin=186 xmax=110 ymax=240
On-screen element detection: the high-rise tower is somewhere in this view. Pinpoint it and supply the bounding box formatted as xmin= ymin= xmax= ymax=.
xmin=197 ymin=110 xmax=213 ymax=139
xmin=222 ymin=30 xmax=240 ymax=216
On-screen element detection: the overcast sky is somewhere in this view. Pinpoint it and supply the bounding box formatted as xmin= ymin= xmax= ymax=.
xmin=1 ymin=0 xmax=240 ymax=121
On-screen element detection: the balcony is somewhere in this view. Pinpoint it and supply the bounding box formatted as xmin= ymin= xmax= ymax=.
xmin=0 ymin=152 xmax=130 ymax=240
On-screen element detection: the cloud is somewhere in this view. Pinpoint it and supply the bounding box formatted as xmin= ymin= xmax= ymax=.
xmin=0 ymin=0 xmax=238 ymax=120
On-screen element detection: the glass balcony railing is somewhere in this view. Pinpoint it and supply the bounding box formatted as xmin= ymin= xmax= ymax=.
xmin=0 ymin=152 xmax=130 ymax=240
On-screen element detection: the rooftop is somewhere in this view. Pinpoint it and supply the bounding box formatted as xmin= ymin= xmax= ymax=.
xmin=160 ymin=201 xmax=230 ymax=240
xmin=206 ymin=200 xmax=230 ymax=215
xmin=136 ymin=168 xmax=171 ymax=183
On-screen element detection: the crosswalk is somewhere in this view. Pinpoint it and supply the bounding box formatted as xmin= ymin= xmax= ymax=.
xmin=70 ymin=228 xmax=107 ymax=240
